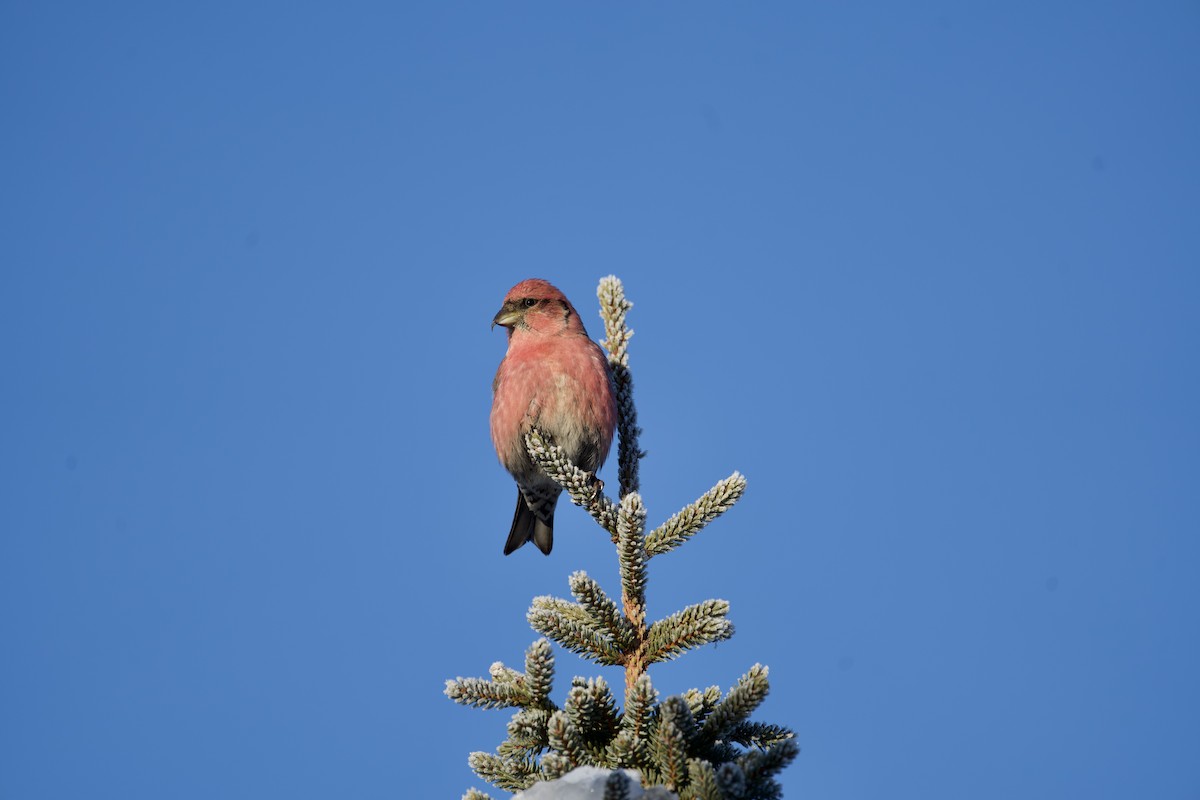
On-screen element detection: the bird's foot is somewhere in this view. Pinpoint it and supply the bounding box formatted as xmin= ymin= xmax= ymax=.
xmin=582 ymin=474 xmax=605 ymax=507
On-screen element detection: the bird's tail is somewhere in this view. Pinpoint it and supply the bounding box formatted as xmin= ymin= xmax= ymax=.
xmin=504 ymin=491 xmax=554 ymax=555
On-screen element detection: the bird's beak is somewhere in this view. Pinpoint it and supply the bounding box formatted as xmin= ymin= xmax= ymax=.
xmin=492 ymin=304 xmax=522 ymax=330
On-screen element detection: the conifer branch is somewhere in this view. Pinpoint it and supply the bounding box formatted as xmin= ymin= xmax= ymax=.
xmin=611 ymin=672 xmax=657 ymax=770
xmin=646 ymin=599 xmax=735 ymax=664
xmin=727 ymin=722 xmax=795 ymax=750
xmin=738 ymin=739 xmax=799 ymax=796
xmin=569 ymin=570 xmax=637 ymax=650
xmin=528 ymin=596 xmax=625 ymax=666
xmin=546 ymin=710 xmax=591 ymax=768
xmin=604 ymin=730 xmax=641 ymax=772
xmin=497 ymin=738 xmax=538 ymax=762
xmin=604 ymin=770 xmax=634 ymax=800
xmin=698 ymin=665 xmax=771 ymax=746
xmin=540 ymin=752 xmax=573 ymax=780
xmin=682 ymin=685 xmax=723 ymax=729
xmin=444 ymin=677 xmax=531 ymax=710
xmin=488 ymin=661 xmax=524 ymax=686
xmin=524 ymin=428 xmax=620 ymax=536
xmin=444 ymin=639 xmax=561 ymax=716
xmin=598 ymin=275 xmax=644 ymax=498
xmin=617 ymin=493 xmax=648 ymax=622
xmin=565 ymin=677 xmax=621 ymax=753
xmin=716 ymin=763 xmax=748 ymax=799
xmin=467 ymin=752 xmax=540 ymax=793
xmin=505 ymin=709 xmax=551 ymax=754
xmin=524 ymin=638 xmax=555 ymax=709
xmin=748 ymin=780 xmax=783 ymax=800
xmin=684 ymin=759 xmax=723 ymax=800
xmin=646 ymin=472 xmax=747 ymax=557
xmin=616 ymin=492 xmax=650 ymax=692
xmin=621 ymin=673 xmax=659 ymax=739
xmin=652 ymin=697 xmax=694 ymax=792
xmin=462 ymin=789 xmax=494 ymax=800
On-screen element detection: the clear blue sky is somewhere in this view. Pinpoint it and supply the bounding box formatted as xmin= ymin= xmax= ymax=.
xmin=2 ymin=3 xmax=1197 ymax=798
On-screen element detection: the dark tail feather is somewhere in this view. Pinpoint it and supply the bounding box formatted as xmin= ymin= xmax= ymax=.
xmin=504 ymin=492 xmax=554 ymax=555
xmin=531 ymin=516 xmax=553 ymax=555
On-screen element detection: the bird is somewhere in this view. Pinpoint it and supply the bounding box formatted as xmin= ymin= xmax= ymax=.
xmin=490 ymin=279 xmax=618 ymax=555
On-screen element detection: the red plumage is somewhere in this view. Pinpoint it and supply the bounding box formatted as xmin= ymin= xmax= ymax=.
xmin=490 ymin=279 xmax=617 ymax=555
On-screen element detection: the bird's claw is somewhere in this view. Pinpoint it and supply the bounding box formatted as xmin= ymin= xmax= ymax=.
xmin=583 ymin=474 xmax=605 ymax=506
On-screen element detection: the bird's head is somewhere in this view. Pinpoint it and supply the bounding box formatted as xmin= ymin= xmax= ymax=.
xmin=492 ymin=279 xmax=585 ymax=336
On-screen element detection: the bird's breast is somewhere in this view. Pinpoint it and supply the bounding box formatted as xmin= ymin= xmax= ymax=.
xmin=490 ymin=336 xmax=616 ymax=474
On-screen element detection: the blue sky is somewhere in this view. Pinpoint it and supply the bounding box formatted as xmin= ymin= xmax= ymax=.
xmin=2 ymin=3 xmax=1198 ymax=798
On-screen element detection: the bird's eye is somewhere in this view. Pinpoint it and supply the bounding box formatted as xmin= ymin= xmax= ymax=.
xmin=523 ymin=298 xmax=538 ymax=308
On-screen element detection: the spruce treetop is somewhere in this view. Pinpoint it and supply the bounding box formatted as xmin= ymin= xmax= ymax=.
xmin=446 ymin=277 xmax=797 ymax=799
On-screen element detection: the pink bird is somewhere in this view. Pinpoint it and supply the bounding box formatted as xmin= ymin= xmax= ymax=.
xmin=491 ymin=279 xmax=618 ymax=555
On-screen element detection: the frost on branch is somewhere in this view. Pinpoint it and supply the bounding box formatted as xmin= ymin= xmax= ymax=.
xmin=598 ymin=275 xmax=644 ymax=498
xmin=525 ymin=428 xmax=619 ymax=537
xmin=646 ymin=473 xmax=747 ymax=557
xmin=447 ymin=277 xmax=797 ymax=799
